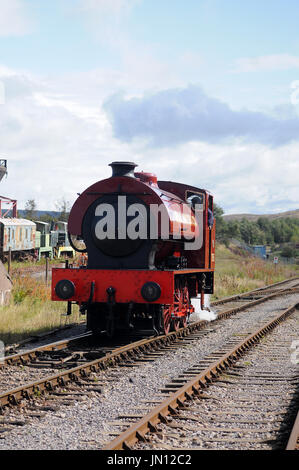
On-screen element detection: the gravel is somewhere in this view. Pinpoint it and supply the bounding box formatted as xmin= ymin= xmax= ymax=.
xmin=139 ymin=311 xmax=298 ymax=450
xmin=0 ymin=292 xmax=298 ymax=450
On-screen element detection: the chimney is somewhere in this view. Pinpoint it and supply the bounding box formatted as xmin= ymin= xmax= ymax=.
xmin=109 ymin=161 xmax=137 ymax=178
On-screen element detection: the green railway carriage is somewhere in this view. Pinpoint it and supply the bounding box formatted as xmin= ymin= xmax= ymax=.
xmin=34 ymin=221 xmax=53 ymax=260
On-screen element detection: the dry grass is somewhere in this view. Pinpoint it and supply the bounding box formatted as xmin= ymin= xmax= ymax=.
xmin=0 ymin=269 xmax=81 ymax=345
xmin=213 ymin=243 xmax=298 ymax=300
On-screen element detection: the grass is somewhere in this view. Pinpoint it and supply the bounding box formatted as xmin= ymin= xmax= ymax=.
xmin=213 ymin=243 xmax=298 ymax=300
xmin=0 ymin=244 xmax=297 ymax=345
xmin=0 ymin=261 xmax=82 ymax=345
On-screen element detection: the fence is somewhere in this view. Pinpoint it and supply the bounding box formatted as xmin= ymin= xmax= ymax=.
xmin=229 ymin=239 xmax=297 ymax=265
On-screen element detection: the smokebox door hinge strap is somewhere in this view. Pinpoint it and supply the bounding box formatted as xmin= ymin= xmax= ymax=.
xmin=88 ymin=281 xmax=95 ymax=304
xmin=106 ymin=286 xmax=116 ymax=337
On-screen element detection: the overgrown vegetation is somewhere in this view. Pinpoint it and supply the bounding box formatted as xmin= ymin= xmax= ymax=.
xmin=214 ymin=203 xmax=299 ymax=261
xmin=213 ymin=243 xmax=297 ymax=299
xmin=214 ymin=203 xmax=299 ymax=245
xmin=0 ymin=264 xmax=81 ymax=345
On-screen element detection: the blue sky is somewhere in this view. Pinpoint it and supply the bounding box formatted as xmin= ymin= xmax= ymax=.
xmin=0 ymin=0 xmax=298 ymax=214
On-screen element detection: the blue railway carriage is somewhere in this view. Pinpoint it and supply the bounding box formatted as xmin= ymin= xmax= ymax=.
xmin=0 ymin=218 xmax=36 ymax=260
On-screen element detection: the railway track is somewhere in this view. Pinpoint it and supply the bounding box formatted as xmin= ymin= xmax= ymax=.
xmin=104 ymin=302 xmax=299 ymax=451
xmin=1 ymin=278 xmax=298 ymax=405
xmin=0 ymin=277 xmax=298 ymax=449
xmin=2 ymin=276 xmax=298 ymax=368
xmin=212 ymin=276 xmax=299 ymax=305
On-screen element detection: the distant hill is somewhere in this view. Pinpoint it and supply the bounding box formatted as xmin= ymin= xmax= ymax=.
xmin=14 ymin=208 xmax=299 ymax=222
xmin=18 ymin=210 xmax=61 ymax=219
xmin=223 ymin=208 xmax=299 ymax=222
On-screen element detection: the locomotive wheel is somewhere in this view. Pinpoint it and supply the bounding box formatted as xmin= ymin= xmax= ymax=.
xmin=171 ymin=317 xmax=181 ymax=332
xmin=163 ymin=312 xmax=171 ymax=334
xmin=156 ymin=305 xmax=171 ymax=335
xmin=180 ymin=316 xmax=188 ymax=328
xmin=173 ymin=278 xmax=189 ymax=330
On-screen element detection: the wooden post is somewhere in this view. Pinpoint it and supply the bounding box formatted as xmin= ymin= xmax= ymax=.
xmin=45 ymin=257 xmax=49 ymax=284
xmin=8 ymin=247 xmax=11 ymax=276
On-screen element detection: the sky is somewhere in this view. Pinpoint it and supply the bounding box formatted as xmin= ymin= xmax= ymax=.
xmin=0 ymin=0 xmax=299 ymax=215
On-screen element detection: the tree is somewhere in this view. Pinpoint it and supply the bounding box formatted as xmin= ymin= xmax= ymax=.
xmin=213 ymin=203 xmax=227 ymax=241
xmin=213 ymin=204 xmax=224 ymax=220
xmin=226 ymin=221 xmax=241 ymax=239
xmin=257 ymin=217 xmax=274 ymax=244
xmin=39 ymin=213 xmax=57 ymax=224
xmin=55 ymin=197 xmax=71 ymax=222
xmin=24 ymin=199 xmax=37 ymax=220
xmin=281 ymin=246 xmax=296 ymax=258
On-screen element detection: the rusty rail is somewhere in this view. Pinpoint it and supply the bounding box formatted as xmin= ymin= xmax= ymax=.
xmin=286 ymin=411 xmax=299 ymax=450
xmin=2 ymin=277 xmax=297 ymax=367
xmin=1 ymin=332 xmax=92 ymax=367
xmin=103 ymin=302 xmax=299 ymax=450
xmin=1 ymin=285 xmax=298 ymax=409
xmin=212 ymin=276 xmax=299 ymax=305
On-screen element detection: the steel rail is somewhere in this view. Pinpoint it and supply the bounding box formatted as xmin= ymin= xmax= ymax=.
xmin=3 ymin=283 xmax=298 ymax=368
xmin=103 ymin=302 xmax=299 ymax=450
xmin=286 ymin=411 xmax=299 ymax=450
xmin=212 ymin=276 xmax=299 ymax=305
xmin=1 ymin=285 xmax=298 ymax=408
xmin=4 ymin=319 xmax=87 ymax=354
xmin=1 ymin=332 xmax=92 ymax=367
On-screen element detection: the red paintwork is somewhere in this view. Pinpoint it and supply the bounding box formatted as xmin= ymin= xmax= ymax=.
xmin=52 ymin=268 xmax=175 ymax=303
xmin=134 ymin=172 xmax=158 ymax=185
xmin=158 ymin=181 xmax=216 ymax=270
xmin=52 ymin=267 xmax=212 ymax=305
xmin=68 ymin=176 xmax=199 ymax=242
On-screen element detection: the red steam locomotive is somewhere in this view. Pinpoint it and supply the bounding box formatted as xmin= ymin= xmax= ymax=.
xmin=51 ymin=162 xmax=215 ymax=336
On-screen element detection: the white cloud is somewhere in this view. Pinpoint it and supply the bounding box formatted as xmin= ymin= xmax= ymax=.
xmin=0 ymin=66 xmax=298 ymax=216
xmin=235 ymin=54 xmax=299 ymax=72
xmin=128 ymin=139 xmax=299 ymax=214
xmin=104 ymin=85 xmax=299 ymax=147
xmin=0 ymin=2 xmax=297 ymax=216
xmin=0 ymin=67 xmax=142 ymax=210
xmin=0 ymin=0 xmax=33 ymax=36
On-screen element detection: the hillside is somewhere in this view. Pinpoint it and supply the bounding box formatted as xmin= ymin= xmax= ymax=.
xmin=223 ymin=208 xmax=299 ymax=222
xmin=213 ymin=243 xmax=298 ymax=300
xmin=18 ymin=210 xmax=60 ymax=219
xmin=16 ymin=208 xmax=299 ymax=223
